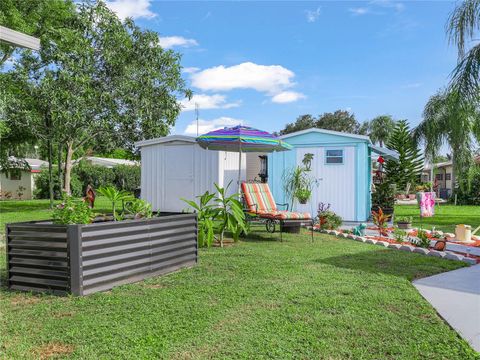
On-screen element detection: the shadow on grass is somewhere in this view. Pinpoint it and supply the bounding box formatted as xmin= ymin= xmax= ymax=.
xmin=315 ymin=248 xmax=464 ymax=281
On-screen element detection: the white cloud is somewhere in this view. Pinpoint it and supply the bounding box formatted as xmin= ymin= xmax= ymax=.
xmin=349 ymin=7 xmax=370 ymax=16
xmin=271 ymin=91 xmax=305 ymax=103
xmin=305 ymin=7 xmax=321 ymax=22
xmin=402 ymin=82 xmax=422 ymax=89
xmin=191 ymin=62 xmax=295 ymax=95
xmin=184 ymin=117 xmax=244 ymax=135
xmin=158 ymin=36 xmax=198 ymax=49
xmin=182 ymin=67 xmax=200 ymax=74
xmin=370 ymin=0 xmax=404 ymax=12
xmin=105 ymin=0 xmax=156 ymax=20
xmin=179 ymin=94 xmax=241 ymax=111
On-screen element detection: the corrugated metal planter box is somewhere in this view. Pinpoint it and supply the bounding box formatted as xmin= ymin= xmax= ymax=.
xmin=6 ymin=213 xmax=198 ymax=296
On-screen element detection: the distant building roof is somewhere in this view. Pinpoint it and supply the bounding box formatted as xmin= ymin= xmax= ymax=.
xmin=3 ymin=157 xmax=49 ymax=172
xmin=423 ymin=156 xmax=480 ymax=171
xmin=78 ymin=156 xmax=139 ymax=168
xmin=279 ymin=128 xmax=371 ymax=142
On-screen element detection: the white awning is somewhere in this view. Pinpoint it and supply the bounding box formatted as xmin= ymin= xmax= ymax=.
xmin=370 ymin=145 xmax=399 ymax=160
xmin=0 ymin=26 xmax=40 ymax=51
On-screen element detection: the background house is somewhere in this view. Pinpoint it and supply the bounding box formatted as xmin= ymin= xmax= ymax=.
xmin=75 ymin=156 xmax=138 ymax=168
xmin=422 ymin=155 xmax=480 ymax=199
xmin=0 ymin=158 xmax=48 ymax=200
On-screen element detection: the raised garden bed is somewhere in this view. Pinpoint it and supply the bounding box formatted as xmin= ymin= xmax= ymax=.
xmin=5 ymin=212 xmax=198 ymax=296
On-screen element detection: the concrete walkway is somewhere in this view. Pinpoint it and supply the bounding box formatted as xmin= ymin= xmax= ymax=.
xmin=413 ymin=265 xmax=480 ymax=352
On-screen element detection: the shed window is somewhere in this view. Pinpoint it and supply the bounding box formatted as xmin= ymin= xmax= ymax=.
xmin=325 ymin=149 xmax=344 ymax=164
xmin=445 ymin=173 xmax=451 ymax=180
xmin=435 ymin=173 xmax=443 ymax=181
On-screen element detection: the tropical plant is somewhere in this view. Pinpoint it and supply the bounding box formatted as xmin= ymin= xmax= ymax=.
xmin=97 ymin=186 xmax=132 ymax=220
xmin=369 ymin=115 xmax=396 ymax=147
xmin=447 ymin=0 xmax=480 ymax=103
xmin=53 ymin=195 xmax=94 ymax=225
xmin=396 ymin=216 xmax=413 ymax=224
xmin=125 ymin=199 xmax=153 ymax=219
xmin=384 ymin=120 xmax=424 ymax=192
xmin=414 ymin=89 xmax=480 ymax=192
xmin=456 ymin=164 xmax=480 ymax=204
xmin=182 ymin=191 xmax=218 ymax=248
xmin=371 ymin=182 xmax=395 ymax=211
xmin=213 ymin=182 xmax=247 ymax=246
xmin=372 ymin=207 xmax=391 ymax=237
xmin=283 ymin=166 xmax=315 ymax=209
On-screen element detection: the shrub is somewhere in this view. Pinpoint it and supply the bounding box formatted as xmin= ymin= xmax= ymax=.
xmin=392 ymin=228 xmax=407 ymax=243
xmin=372 ymin=183 xmax=395 ymax=210
xmin=112 ymin=165 xmax=140 ymax=191
xmin=125 ymin=198 xmax=153 ymax=219
xmin=53 ymin=196 xmax=94 ymax=224
xmin=411 ymin=229 xmax=431 ymax=248
xmin=74 ymin=160 xmax=115 ymax=191
xmin=318 ymin=210 xmax=343 ymax=230
xmin=34 ymin=167 xmax=82 ymax=199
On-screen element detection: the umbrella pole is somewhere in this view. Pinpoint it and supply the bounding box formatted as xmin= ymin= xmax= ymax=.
xmin=238 ymin=146 xmax=242 ymax=199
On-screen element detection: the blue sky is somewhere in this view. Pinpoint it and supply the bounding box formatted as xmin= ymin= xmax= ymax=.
xmin=111 ymin=1 xmax=458 ymax=136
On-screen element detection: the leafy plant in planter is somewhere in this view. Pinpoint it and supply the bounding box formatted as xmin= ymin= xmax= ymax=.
xmin=395 ymin=216 xmax=413 ymax=229
xmin=53 ymin=195 xmax=94 ymax=225
xmin=371 ymin=182 xmax=395 ymax=215
xmin=97 ymin=186 xmax=132 ymax=220
xmin=295 ymin=188 xmax=312 ymax=204
xmin=125 ymin=199 xmax=153 ymax=219
xmin=283 ymin=166 xmax=315 ymax=209
xmin=372 ymin=207 xmax=391 ymax=237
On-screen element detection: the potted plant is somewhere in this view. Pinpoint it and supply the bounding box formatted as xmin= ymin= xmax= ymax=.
xmin=295 ymin=188 xmax=312 ymax=204
xmin=396 ymin=191 xmax=406 ymax=200
xmin=283 ymin=166 xmax=315 ymax=209
xmin=371 ymin=182 xmax=395 ymax=216
xmin=395 ymin=216 xmax=412 ymax=229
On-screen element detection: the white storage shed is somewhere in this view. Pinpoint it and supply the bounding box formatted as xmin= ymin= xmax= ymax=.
xmin=136 ymin=135 xmax=246 ymax=212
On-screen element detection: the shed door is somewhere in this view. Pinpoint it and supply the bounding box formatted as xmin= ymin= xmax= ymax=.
xmin=296 ymin=147 xmax=356 ymax=221
xmin=163 ymin=145 xmax=194 ymax=212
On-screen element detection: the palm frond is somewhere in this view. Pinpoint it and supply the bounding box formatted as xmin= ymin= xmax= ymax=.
xmin=447 ymin=0 xmax=480 ymax=57
xmin=449 ymin=43 xmax=480 ymax=102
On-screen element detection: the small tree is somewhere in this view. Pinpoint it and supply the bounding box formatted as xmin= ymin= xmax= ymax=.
xmin=369 ymin=115 xmax=396 ymax=147
xmin=384 ymin=120 xmax=424 ymax=192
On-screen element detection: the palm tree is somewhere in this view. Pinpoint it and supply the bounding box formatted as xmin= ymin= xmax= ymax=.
xmin=447 ymin=0 xmax=480 ymax=102
xmin=369 ymin=115 xmax=396 ymax=147
xmin=414 ymin=89 xmax=479 ymax=192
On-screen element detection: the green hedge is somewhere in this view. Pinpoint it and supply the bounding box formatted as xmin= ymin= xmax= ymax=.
xmin=34 ymin=161 xmax=141 ymax=199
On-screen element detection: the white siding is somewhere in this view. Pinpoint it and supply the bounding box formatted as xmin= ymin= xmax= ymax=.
xmin=295 ymin=146 xmax=356 ymax=221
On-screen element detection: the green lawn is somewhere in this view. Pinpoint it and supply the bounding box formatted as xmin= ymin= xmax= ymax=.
xmin=395 ymin=204 xmax=480 ymax=233
xmin=0 ymin=227 xmax=477 ymax=359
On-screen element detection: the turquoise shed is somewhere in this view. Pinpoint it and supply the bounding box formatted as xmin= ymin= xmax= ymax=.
xmin=268 ymin=128 xmax=375 ymax=222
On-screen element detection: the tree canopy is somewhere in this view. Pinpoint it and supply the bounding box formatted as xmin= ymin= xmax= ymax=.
xmin=1 ymin=1 xmax=191 ymax=198
xmin=280 ymin=110 xmax=369 ymax=135
xmin=369 ymin=115 xmax=396 ymax=147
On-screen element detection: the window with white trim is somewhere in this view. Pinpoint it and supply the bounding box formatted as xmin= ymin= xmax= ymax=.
xmin=325 ymin=149 xmax=344 ymax=164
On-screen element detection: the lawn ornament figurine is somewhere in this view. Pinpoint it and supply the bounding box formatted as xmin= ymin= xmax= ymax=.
xmin=84 ymin=185 xmax=96 ymax=208
xmin=352 ymin=223 xmax=367 ymax=236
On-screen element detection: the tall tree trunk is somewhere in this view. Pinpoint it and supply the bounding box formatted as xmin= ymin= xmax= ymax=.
xmin=47 ymin=139 xmax=54 ymax=208
xmin=63 ymin=141 xmax=74 ymax=195
xmin=57 ymin=144 xmax=63 ymax=196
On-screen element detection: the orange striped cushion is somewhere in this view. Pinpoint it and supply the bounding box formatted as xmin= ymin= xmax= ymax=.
xmin=242 ymin=183 xmax=277 ymax=213
xmin=253 ymin=210 xmax=311 ymax=220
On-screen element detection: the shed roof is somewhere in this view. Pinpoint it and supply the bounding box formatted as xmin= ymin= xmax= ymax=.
xmin=135 ymin=135 xmax=196 ymax=148
xmin=279 ymin=128 xmax=371 ymax=142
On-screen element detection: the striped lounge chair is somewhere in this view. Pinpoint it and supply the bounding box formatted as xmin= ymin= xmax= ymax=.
xmin=241 ymin=182 xmax=313 ymax=241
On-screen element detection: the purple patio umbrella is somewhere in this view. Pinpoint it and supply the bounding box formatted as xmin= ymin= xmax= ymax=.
xmin=196 ymin=125 xmax=292 ymax=195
